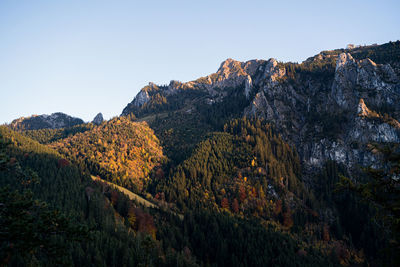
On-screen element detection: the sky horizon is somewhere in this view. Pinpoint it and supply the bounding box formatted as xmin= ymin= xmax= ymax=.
xmin=1 ymin=0 xmax=399 ymax=124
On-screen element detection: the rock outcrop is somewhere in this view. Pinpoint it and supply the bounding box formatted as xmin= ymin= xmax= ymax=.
xmin=92 ymin=113 xmax=104 ymax=125
xmin=132 ymin=89 xmax=150 ymax=107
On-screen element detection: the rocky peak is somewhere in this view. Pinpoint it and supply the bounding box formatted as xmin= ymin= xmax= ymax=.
xmin=148 ymin=82 xmax=158 ymax=90
xmin=92 ymin=113 xmax=103 ymax=125
xmin=266 ymin=58 xmax=278 ymax=70
xmin=217 ymin=58 xmax=246 ymax=80
xmin=242 ymin=60 xmax=263 ymax=76
xmin=330 ymin=53 xmax=397 ymax=110
xmin=168 ymin=80 xmax=182 ymax=88
xmin=132 ymin=90 xmax=150 ymax=107
xmin=335 ymin=53 xmax=355 ymax=71
xmin=264 ymin=58 xmax=284 ymax=81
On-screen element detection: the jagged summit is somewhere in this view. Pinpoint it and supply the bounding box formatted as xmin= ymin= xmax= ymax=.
xmin=335 ymin=53 xmax=355 ymax=71
xmin=122 ymin=57 xmax=283 ymax=115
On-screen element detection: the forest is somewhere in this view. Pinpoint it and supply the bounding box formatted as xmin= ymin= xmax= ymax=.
xmin=3 ymin=113 xmax=398 ymax=266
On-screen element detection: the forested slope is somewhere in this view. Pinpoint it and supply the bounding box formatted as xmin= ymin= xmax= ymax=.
xmin=0 ymin=126 xmax=180 ymax=266
xmin=50 ymin=117 xmax=166 ymax=192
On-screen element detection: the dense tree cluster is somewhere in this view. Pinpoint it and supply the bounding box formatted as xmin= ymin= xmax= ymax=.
xmin=50 ymin=117 xmax=166 ymax=192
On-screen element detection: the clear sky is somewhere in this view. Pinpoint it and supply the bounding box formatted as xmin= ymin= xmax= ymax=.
xmin=1 ymin=0 xmax=399 ymax=124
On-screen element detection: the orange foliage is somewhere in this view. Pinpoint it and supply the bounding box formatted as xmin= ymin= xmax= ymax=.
xmin=51 ymin=117 xmax=166 ymax=191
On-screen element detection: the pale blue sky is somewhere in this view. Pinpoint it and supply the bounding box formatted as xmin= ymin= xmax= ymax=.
xmin=1 ymin=0 xmax=399 ymax=123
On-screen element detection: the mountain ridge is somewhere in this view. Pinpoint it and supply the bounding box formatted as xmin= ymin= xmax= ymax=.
xmin=122 ymin=41 xmax=400 ymax=171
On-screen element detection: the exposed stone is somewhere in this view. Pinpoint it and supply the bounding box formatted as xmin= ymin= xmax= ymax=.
xmin=132 ymin=90 xmax=150 ymax=107
xmin=244 ymin=75 xmax=252 ymax=98
xmin=357 ymin=99 xmax=371 ymax=117
xmin=335 ymin=53 xmax=355 ymax=71
xmin=92 ymin=113 xmax=103 ymax=125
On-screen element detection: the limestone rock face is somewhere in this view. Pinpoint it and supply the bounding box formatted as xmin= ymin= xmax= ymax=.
xmin=331 ymin=53 xmax=358 ymax=109
xmin=133 ymin=89 xmax=150 ymax=107
xmin=335 ymin=53 xmax=355 ymax=71
xmin=92 ymin=113 xmax=104 ymax=125
xmin=331 ymin=53 xmax=400 ymax=110
xmin=244 ymin=75 xmax=253 ymax=98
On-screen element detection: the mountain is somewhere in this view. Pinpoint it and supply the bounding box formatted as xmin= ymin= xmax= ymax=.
xmin=122 ymin=41 xmax=400 ymax=172
xmin=10 ymin=112 xmax=84 ymax=130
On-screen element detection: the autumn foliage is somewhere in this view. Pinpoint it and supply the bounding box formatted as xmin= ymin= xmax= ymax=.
xmin=51 ymin=117 xmax=166 ymax=191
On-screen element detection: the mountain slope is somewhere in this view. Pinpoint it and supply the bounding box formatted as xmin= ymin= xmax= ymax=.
xmin=51 ymin=116 xmax=166 ymax=192
xmin=0 ymin=126 xmax=164 ymax=266
xmin=1 ymin=125 xmax=337 ymax=266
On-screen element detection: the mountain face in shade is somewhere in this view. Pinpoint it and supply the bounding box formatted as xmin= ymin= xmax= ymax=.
xmin=10 ymin=112 xmax=84 ymax=130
